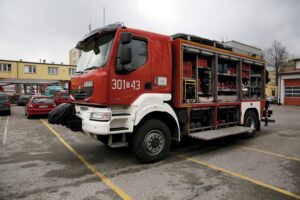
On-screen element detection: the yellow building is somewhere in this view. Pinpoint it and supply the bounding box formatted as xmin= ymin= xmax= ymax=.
xmin=265 ymin=69 xmax=277 ymax=97
xmin=69 ymin=48 xmax=81 ymax=65
xmin=0 ymin=59 xmax=76 ymax=94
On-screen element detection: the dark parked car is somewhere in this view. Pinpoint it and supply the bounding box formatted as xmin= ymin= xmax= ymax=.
xmin=25 ymin=95 xmax=56 ymax=118
xmin=0 ymin=92 xmax=11 ymax=115
xmin=17 ymin=94 xmax=31 ymax=106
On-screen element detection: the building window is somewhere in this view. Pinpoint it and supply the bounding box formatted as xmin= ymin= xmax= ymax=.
xmin=24 ymin=65 xmax=36 ymax=73
xmin=272 ymin=89 xmax=275 ymax=96
xmin=285 ymin=86 xmax=300 ymax=97
xmin=296 ymin=61 xmax=300 ymax=69
xmin=48 ymin=67 xmax=58 ymax=75
xmin=69 ymin=68 xmax=76 ymax=76
xmin=0 ymin=63 xmax=12 ymax=72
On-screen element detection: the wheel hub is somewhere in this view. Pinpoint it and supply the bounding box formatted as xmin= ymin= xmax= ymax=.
xmin=144 ymin=130 xmax=165 ymax=156
xmin=151 ymin=138 xmax=160 ymax=148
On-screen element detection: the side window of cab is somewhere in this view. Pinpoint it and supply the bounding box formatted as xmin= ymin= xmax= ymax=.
xmin=116 ymin=36 xmax=147 ymax=73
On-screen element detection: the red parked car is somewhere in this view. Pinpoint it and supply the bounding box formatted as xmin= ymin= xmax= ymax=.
xmin=53 ymin=90 xmax=72 ymax=105
xmin=25 ymin=95 xmax=56 ymax=118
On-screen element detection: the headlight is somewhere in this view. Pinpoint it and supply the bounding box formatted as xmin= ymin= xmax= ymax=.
xmin=90 ymin=112 xmax=111 ymax=121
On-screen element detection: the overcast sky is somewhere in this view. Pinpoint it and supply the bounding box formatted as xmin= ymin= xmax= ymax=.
xmin=0 ymin=0 xmax=299 ymax=64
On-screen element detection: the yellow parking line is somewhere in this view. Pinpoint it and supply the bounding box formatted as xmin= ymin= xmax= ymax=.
xmin=176 ymin=153 xmax=300 ymax=199
xmin=40 ymin=120 xmax=132 ymax=200
xmin=239 ymin=146 xmax=300 ymax=162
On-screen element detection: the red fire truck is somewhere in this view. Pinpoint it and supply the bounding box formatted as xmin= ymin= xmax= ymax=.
xmin=49 ymin=23 xmax=273 ymax=163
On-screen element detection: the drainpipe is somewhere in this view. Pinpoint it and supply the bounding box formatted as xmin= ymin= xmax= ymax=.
xmin=16 ymin=61 xmax=20 ymax=94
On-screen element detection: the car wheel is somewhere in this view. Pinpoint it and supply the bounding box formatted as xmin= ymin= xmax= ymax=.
xmin=242 ymin=110 xmax=258 ymax=138
xmin=131 ymin=119 xmax=171 ymax=163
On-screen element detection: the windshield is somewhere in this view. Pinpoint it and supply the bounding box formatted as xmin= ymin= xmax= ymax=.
xmin=49 ymin=90 xmax=58 ymax=95
xmin=60 ymin=93 xmax=69 ymax=97
xmin=76 ymin=33 xmax=115 ymax=73
xmin=32 ymin=98 xmax=54 ymax=104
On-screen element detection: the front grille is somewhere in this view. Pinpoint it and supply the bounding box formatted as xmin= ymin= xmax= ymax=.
xmin=72 ymin=91 xmax=87 ymax=99
xmin=71 ymin=87 xmax=93 ymax=100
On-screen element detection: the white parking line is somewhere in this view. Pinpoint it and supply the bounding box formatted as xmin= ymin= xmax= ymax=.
xmin=2 ymin=116 xmax=9 ymax=145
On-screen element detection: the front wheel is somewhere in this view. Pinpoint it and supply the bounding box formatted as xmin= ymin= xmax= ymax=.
xmin=242 ymin=110 xmax=258 ymax=138
xmin=131 ymin=119 xmax=171 ymax=163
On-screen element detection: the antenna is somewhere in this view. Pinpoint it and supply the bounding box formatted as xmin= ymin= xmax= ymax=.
xmin=103 ymin=7 xmax=106 ymax=26
xmin=88 ymin=21 xmax=92 ymax=32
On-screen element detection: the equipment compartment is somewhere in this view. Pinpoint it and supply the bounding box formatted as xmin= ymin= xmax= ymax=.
xmin=189 ymin=107 xmax=214 ymax=132
xmin=217 ymin=58 xmax=238 ymax=102
xmin=217 ymin=106 xmax=239 ymax=127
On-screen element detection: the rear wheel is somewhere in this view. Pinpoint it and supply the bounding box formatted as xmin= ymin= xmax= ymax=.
xmin=131 ymin=119 xmax=171 ymax=163
xmin=242 ymin=110 xmax=258 ymax=138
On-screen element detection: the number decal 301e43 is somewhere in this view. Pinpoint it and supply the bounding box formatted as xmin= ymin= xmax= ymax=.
xmin=112 ymin=79 xmax=141 ymax=90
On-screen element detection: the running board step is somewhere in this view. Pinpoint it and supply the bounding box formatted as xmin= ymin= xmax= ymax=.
xmin=110 ymin=127 xmax=129 ymax=132
xmin=188 ymin=126 xmax=255 ymax=140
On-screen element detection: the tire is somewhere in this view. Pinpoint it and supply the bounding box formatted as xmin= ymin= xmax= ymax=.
xmin=7 ymin=110 xmax=11 ymax=115
xmin=131 ymin=119 xmax=171 ymax=163
xmin=242 ymin=110 xmax=258 ymax=138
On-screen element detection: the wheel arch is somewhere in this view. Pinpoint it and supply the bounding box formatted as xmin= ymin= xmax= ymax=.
xmin=134 ymin=108 xmax=180 ymax=142
xmin=244 ymin=108 xmax=260 ymax=131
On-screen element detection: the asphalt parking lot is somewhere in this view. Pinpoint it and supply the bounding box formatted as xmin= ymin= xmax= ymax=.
xmin=0 ymin=105 xmax=299 ymax=200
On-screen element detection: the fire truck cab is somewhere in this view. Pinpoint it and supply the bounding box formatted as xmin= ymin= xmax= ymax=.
xmin=49 ymin=23 xmax=272 ymax=163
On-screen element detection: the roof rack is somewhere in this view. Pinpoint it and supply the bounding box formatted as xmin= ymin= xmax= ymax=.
xmin=171 ymin=33 xmax=232 ymax=51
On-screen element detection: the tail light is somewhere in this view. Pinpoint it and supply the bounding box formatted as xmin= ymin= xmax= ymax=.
xmin=30 ymin=103 xmax=38 ymax=108
xmin=49 ymin=103 xmax=56 ymax=108
xmin=4 ymin=102 xmax=10 ymax=106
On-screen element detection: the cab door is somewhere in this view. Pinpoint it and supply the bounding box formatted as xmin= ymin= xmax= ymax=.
xmin=109 ymin=32 xmax=152 ymax=105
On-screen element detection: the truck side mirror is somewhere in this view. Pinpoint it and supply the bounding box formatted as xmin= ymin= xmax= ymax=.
xmin=121 ymin=32 xmax=132 ymax=45
xmin=120 ymin=47 xmax=132 ymax=65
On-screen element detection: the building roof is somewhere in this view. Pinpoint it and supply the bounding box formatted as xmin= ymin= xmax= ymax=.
xmin=0 ymin=59 xmax=76 ymax=67
xmin=279 ymin=59 xmax=300 ymax=75
xmin=0 ymin=78 xmax=59 ymax=85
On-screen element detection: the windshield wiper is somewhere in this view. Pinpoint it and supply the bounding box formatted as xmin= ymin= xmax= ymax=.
xmin=84 ymin=66 xmax=99 ymax=71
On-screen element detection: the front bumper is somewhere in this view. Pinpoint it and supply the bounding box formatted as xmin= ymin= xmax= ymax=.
xmin=75 ymin=106 xmax=111 ymax=135
xmin=27 ymin=108 xmax=53 ymax=116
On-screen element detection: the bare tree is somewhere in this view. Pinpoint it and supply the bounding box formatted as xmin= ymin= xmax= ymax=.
xmin=264 ymin=40 xmax=289 ymax=86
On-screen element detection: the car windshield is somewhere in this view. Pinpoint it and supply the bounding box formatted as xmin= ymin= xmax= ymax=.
xmin=32 ymin=97 xmax=53 ymax=104
xmin=60 ymin=93 xmax=69 ymax=97
xmin=49 ymin=90 xmax=58 ymax=95
xmin=76 ymin=33 xmax=115 ymax=73
xmin=21 ymin=95 xmax=30 ymax=99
